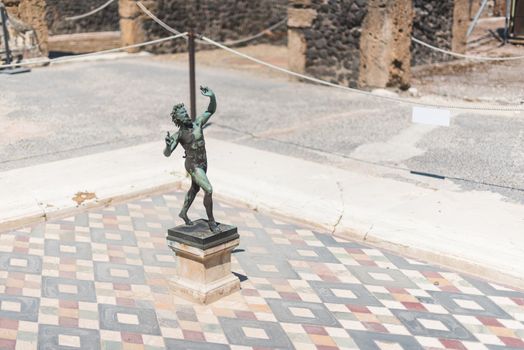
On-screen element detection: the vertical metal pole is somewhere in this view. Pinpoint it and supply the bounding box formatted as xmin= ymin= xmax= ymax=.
xmin=505 ymin=0 xmax=512 ymax=43
xmin=0 ymin=4 xmax=12 ymax=65
xmin=188 ymin=31 xmax=196 ymax=121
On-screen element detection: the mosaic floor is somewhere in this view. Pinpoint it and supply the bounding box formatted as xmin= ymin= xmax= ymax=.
xmin=1 ymin=192 xmax=524 ymax=349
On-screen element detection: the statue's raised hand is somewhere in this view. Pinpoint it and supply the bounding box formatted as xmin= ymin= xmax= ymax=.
xmin=165 ymin=131 xmax=173 ymax=146
xmin=200 ymin=86 xmax=213 ymax=97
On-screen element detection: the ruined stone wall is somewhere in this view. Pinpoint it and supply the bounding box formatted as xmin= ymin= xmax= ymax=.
xmin=411 ymin=0 xmax=468 ymax=66
xmin=45 ymin=0 xmax=119 ymax=35
xmin=141 ymin=0 xmax=287 ymax=54
xmin=287 ymin=0 xmax=470 ymax=87
xmin=411 ymin=0 xmax=454 ymax=65
xmin=300 ymin=0 xmax=368 ymax=88
xmin=289 ymin=0 xmax=413 ymax=88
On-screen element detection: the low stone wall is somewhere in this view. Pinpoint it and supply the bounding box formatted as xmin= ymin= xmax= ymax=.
xmin=45 ymin=0 xmax=119 ymax=35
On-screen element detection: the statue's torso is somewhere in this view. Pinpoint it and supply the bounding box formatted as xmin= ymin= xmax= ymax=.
xmin=179 ymin=125 xmax=206 ymax=170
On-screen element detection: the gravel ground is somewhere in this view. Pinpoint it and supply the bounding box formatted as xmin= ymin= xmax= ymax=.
xmin=1 ymin=47 xmax=523 ymax=204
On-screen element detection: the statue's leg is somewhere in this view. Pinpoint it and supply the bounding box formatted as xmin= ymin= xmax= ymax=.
xmin=192 ymin=168 xmax=219 ymax=233
xmin=179 ymin=180 xmax=200 ymax=225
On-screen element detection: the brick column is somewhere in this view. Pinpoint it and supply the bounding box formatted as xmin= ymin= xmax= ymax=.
xmin=452 ymin=0 xmax=469 ymax=54
xmin=359 ymin=0 xmax=413 ymax=89
xmin=119 ymin=0 xmax=146 ymax=53
xmin=287 ymin=0 xmax=317 ymax=74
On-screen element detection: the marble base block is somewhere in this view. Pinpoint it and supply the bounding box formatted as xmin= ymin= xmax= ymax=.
xmin=166 ymin=219 xmax=240 ymax=304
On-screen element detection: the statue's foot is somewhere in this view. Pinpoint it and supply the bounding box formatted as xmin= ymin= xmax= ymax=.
xmin=178 ymin=212 xmax=193 ymax=226
xmin=208 ymin=220 xmax=220 ymax=233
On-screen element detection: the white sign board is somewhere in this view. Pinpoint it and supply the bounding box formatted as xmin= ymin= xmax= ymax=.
xmin=412 ymin=107 xmax=451 ymax=127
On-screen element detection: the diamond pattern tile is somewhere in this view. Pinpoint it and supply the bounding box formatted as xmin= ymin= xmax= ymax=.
xmin=0 ymin=191 xmax=522 ymax=349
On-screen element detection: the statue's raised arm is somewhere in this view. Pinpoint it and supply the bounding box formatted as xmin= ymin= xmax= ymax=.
xmin=195 ymin=86 xmax=216 ymax=127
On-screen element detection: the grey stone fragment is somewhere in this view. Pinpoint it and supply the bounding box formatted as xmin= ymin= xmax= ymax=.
xmin=38 ymin=325 xmax=100 ymax=350
xmin=98 ymin=304 xmax=161 ymax=335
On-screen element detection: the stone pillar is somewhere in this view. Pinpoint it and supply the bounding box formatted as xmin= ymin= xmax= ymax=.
xmin=359 ymin=0 xmax=413 ymax=89
xmin=119 ymin=0 xmax=146 ymax=53
xmin=5 ymin=0 xmax=48 ymax=56
xmin=452 ymin=0 xmax=469 ymax=54
xmin=287 ymin=0 xmax=317 ymax=74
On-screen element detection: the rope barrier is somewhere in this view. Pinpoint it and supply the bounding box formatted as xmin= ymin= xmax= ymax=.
xmin=411 ymin=36 xmax=524 ymax=61
xmin=133 ymin=3 xmax=524 ymax=112
xmin=5 ymin=1 xmax=524 ymax=112
xmin=201 ymin=36 xmax=524 ymax=112
xmin=65 ymin=0 xmax=116 ymax=21
xmin=137 ymin=0 xmax=523 ymax=62
xmin=61 ymin=0 xmax=524 ymax=62
xmin=0 ymin=32 xmax=188 ymax=69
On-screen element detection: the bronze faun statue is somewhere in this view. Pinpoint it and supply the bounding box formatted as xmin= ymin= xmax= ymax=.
xmin=164 ymin=86 xmax=220 ymax=233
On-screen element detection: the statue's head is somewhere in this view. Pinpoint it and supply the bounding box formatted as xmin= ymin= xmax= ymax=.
xmin=171 ymin=103 xmax=192 ymax=128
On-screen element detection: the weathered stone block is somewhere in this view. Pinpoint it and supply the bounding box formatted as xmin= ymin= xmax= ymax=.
xmin=359 ymin=0 xmax=413 ymax=88
xmin=288 ymin=8 xmax=317 ymax=28
xmin=289 ymin=0 xmax=313 ymax=7
xmin=452 ymin=0 xmax=468 ymax=54
xmin=119 ymin=18 xmax=144 ymax=52
xmin=118 ymin=0 xmax=140 ymax=19
xmin=288 ymin=29 xmax=307 ymax=73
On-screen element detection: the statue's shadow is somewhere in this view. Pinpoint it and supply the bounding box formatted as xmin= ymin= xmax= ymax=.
xmin=231 ymin=249 xmax=248 ymax=282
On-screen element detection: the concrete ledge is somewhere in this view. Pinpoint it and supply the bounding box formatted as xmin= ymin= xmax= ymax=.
xmin=1 ymin=138 xmax=523 ymax=289
xmin=48 ymin=31 xmax=122 ymax=54
xmin=0 ymin=141 xmax=187 ymax=231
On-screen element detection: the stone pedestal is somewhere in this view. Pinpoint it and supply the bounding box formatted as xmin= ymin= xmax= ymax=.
xmin=166 ymin=219 xmax=240 ymax=304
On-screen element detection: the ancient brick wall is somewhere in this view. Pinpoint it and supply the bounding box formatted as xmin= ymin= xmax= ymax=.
xmin=45 ymin=0 xmax=120 ymax=35
xmin=141 ymin=0 xmax=288 ymax=54
xmin=300 ymin=0 xmax=368 ymax=88
xmin=411 ymin=0 xmax=454 ymax=65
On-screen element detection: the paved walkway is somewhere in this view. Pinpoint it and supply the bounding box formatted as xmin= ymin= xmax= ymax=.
xmin=1 ymin=191 xmax=523 ymax=349
xmin=2 ymin=138 xmax=523 ymax=290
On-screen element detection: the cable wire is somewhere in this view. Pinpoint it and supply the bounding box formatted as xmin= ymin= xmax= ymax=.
xmin=65 ymin=0 xmax=116 ymax=21
xmin=411 ymin=36 xmax=524 ymax=61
